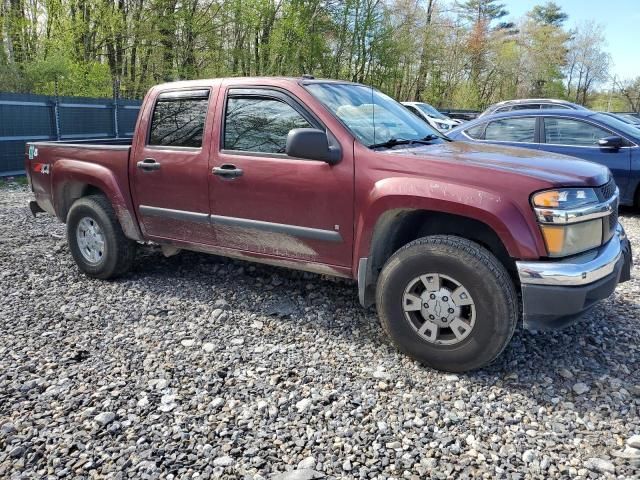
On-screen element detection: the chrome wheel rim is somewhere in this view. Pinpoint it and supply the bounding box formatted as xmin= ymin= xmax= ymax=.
xmin=402 ymin=273 xmax=476 ymax=345
xmin=76 ymin=216 xmax=106 ymax=264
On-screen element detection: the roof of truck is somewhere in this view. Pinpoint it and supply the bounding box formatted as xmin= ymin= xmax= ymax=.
xmin=153 ymin=76 xmax=365 ymax=90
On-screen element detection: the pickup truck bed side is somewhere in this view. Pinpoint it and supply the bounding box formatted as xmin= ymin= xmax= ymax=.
xmin=27 ymin=142 xmax=143 ymax=241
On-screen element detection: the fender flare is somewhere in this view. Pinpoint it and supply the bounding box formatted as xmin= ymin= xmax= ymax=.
xmin=353 ymin=178 xmax=546 ymax=306
xmin=52 ymin=159 xmax=143 ymax=241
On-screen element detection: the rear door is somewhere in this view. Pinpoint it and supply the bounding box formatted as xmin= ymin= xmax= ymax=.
xmin=540 ymin=116 xmax=631 ymax=194
xmin=207 ymin=85 xmax=354 ymax=267
xmin=482 ymin=116 xmax=540 ymax=150
xmin=131 ymin=87 xmax=216 ymax=244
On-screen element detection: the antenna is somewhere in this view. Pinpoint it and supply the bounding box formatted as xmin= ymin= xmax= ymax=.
xmin=371 ymin=84 xmax=376 ymax=146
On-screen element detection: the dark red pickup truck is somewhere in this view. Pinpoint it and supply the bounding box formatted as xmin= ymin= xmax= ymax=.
xmin=26 ymin=77 xmax=632 ymax=372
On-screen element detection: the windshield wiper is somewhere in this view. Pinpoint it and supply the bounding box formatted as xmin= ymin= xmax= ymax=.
xmin=369 ymin=134 xmax=441 ymax=149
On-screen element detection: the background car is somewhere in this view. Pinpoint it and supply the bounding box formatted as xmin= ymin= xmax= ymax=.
xmin=478 ymin=98 xmax=588 ymax=118
xmin=402 ymin=101 xmax=462 ymax=132
xmin=448 ymin=109 xmax=640 ymax=206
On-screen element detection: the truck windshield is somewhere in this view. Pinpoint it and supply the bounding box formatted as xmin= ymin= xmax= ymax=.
xmin=306 ymin=83 xmax=446 ymax=148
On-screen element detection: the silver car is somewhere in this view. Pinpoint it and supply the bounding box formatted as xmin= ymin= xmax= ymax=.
xmin=479 ymin=98 xmax=588 ymax=118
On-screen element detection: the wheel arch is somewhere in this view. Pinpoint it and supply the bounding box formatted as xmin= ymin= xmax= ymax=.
xmin=52 ymin=160 xmax=143 ymax=241
xmin=358 ymin=208 xmax=518 ymax=308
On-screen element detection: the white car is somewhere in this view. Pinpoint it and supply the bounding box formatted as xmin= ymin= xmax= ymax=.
xmin=402 ymin=102 xmax=462 ymax=132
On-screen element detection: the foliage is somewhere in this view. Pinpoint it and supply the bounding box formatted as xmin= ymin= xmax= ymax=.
xmin=615 ymin=77 xmax=640 ymax=113
xmin=565 ymin=21 xmax=611 ymax=106
xmin=529 ymin=1 xmax=568 ymax=27
xmin=0 ymin=0 xmax=631 ymax=110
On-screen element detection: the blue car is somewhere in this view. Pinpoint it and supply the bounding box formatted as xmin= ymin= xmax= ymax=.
xmin=448 ymin=109 xmax=640 ymax=206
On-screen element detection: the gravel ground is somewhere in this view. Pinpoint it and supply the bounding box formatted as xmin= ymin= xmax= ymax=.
xmin=0 ymin=182 xmax=639 ymax=479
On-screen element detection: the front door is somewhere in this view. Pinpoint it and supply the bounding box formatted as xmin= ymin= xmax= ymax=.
xmin=540 ymin=116 xmax=631 ymax=195
xmin=131 ymin=88 xmax=216 ymax=244
xmin=208 ymin=86 xmax=354 ymax=267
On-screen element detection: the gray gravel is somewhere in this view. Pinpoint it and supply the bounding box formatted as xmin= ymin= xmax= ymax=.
xmin=1 ymin=182 xmax=639 ymax=479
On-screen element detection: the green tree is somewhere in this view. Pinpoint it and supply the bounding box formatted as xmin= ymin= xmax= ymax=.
xmin=529 ymin=1 xmax=568 ymax=27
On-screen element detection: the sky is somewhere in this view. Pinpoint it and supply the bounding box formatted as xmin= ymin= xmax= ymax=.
xmin=499 ymin=0 xmax=640 ymax=82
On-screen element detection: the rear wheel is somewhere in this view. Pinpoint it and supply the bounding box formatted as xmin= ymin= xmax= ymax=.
xmin=376 ymin=235 xmax=518 ymax=372
xmin=67 ymin=195 xmax=136 ymax=279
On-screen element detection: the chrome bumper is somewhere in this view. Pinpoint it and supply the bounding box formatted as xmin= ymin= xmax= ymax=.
xmin=517 ymin=224 xmax=625 ymax=286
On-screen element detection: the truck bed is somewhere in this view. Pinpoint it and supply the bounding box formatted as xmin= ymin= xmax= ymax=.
xmin=26 ymin=138 xmax=133 ymax=221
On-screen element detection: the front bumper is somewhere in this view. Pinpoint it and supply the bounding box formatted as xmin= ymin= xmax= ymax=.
xmin=516 ymin=224 xmax=632 ymax=330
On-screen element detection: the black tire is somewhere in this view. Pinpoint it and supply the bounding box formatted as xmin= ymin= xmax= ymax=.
xmin=66 ymin=195 xmax=136 ymax=279
xmin=376 ymin=235 xmax=518 ymax=372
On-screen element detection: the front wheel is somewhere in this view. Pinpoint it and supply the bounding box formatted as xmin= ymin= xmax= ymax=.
xmin=376 ymin=235 xmax=518 ymax=372
xmin=67 ymin=195 xmax=136 ymax=279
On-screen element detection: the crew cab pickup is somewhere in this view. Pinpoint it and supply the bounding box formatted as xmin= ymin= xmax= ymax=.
xmin=25 ymin=77 xmax=633 ymax=372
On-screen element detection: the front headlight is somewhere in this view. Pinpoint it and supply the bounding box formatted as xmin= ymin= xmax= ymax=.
xmin=532 ymin=188 xmax=603 ymax=257
xmin=435 ymin=122 xmax=450 ymax=130
xmin=532 ymin=188 xmax=599 ymax=209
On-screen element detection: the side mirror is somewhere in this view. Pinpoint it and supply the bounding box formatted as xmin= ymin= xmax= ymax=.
xmin=286 ymin=128 xmax=341 ymax=164
xmin=598 ymin=136 xmax=624 ymax=150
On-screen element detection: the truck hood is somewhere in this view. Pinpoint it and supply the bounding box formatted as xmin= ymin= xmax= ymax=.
xmin=383 ymin=140 xmax=610 ymax=187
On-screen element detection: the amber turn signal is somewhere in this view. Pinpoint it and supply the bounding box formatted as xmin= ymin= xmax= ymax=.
xmin=539 ymin=220 xmax=602 ymax=257
xmin=532 ymin=190 xmax=561 ymax=208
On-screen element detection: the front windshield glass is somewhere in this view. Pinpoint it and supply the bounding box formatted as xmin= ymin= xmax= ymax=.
xmin=416 ymin=103 xmax=448 ymax=120
xmin=592 ymin=113 xmax=640 ymax=139
xmin=306 ymin=83 xmax=444 ymax=147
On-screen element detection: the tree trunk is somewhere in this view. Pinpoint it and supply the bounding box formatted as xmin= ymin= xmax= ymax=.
xmin=414 ymin=0 xmax=435 ymax=101
xmin=159 ymin=0 xmax=178 ymax=81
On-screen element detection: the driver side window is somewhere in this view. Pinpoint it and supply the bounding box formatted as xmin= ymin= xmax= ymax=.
xmin=543 ymin=118 xmax=610 ymax=146
xmin=224 ymin=96 xmax=312 ymax=154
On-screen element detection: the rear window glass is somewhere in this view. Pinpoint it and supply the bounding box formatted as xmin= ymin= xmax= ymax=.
xmin=510 ymin=104 xmax=541 ymax=111
xmin=464 ymin=124 xmax=485 ymax=139
xmin=149 ymin=91 xmax=209 ymax=147
xmin=541 ymin=104 xmax=570 ymax=109
xmin=485 ymin=117 xmax=536 ymax=142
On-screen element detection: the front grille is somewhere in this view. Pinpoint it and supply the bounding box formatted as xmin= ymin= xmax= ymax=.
xmin=592 ymin=177 xmax=619 ymax=244
xmin=596 ymin=178 xmax=616 ymax=201
xmin=602 ymin=202 xmax=619 ymax=243
xmin=609 ymin=209 xmax=618 ymax=230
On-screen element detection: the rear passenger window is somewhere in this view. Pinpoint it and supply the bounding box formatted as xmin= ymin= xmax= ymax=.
xmin=485 ymin=117 xmax=536 ymax=142
xmin=149 ymin=90 xmax=209 ymax=148
xmin=464 ymin=124 xmax=486 ymax=139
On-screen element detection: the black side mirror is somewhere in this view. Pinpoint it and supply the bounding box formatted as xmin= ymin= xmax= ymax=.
xmin=598 ymin=136 xmax=624 ymax=150
xmin=286 ymin=128 xmax=341 ymax=164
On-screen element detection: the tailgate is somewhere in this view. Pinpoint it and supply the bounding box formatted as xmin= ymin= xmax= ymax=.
xmin=25 ymin=143 xmax=54 ymax=215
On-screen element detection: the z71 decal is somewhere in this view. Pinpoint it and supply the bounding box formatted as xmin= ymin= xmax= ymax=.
xmin=33 ymin=163 xmax=50 ymax=174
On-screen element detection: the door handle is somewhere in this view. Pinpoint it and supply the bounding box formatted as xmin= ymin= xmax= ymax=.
xmin=137 ymin=158 xmax=161 ymax=171
xmin=213 ymin=164 xmax=244 ymax=179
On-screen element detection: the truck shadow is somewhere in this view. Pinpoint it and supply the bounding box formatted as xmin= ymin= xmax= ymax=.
xmin=127 ymin=245 xmax=639 ymax=415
